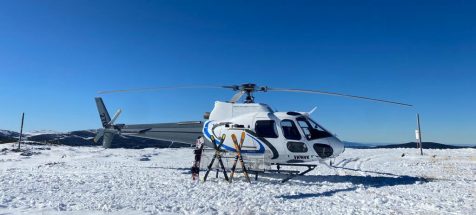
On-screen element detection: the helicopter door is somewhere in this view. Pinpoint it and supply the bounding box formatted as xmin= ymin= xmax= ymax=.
xmin=252 ymin=118 xmax=283 ymax=157
xmin=280 ymin=119 xmax=310 ymax=156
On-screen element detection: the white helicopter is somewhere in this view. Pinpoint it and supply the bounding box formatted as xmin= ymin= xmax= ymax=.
xmin=94 ymin=83 xmax=411 ymax=181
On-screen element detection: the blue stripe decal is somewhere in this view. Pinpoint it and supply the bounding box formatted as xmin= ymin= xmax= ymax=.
xmin=203 ymin=121 xmax=265 ymax=154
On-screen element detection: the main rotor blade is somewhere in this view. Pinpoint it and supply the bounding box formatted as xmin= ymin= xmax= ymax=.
xmin=98 ymin=85 xmax=224 ymax=94
xmin=268 ymin=88 xmax=413 ymax=107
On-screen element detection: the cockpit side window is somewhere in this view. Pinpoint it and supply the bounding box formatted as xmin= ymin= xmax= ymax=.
xmin=280 ymin=120 xmax=301 ymax=140
xmin=297 ymin=120 xmax=311 ymax=137
xmin=255 ymin=120 xmax=278 ymax=138
xmin=296 ymin=117 xmax=332 ymax=140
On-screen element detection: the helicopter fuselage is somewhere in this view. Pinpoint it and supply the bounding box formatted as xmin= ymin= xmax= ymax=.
xmin=203 ymin=101 xmax=345 ymax=164
xmin=94 ymin=97 xmax=345 ymax=164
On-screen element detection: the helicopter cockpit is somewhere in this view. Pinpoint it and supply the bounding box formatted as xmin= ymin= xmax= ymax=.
xmin=269 ymin=112 xmax=344 ymax=159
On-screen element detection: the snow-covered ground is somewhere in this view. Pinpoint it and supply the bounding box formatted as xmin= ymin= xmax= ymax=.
xmin=0 ymin=144 xmax=474 ymax=214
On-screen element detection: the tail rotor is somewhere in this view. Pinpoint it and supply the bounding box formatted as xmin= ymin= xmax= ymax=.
xmin=94 ymin=97 xmax=123 ymax=148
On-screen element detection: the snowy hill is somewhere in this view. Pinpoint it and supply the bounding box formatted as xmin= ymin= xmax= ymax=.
xmin=0 ymin=145 xmax=474 ymax=214
xmin=0 ymin=130 xmax=19 ymax=143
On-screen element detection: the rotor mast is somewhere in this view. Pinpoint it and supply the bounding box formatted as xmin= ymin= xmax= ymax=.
xmin=243 ymin=83 xmax=256 ymax=103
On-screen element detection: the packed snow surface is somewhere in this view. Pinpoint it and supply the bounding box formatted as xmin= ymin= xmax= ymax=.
xmin=0 ymin=144 xmax=474 ymax=214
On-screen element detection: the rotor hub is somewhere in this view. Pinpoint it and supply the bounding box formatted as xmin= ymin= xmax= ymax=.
xmin=228 ymin=83 xmax=268 ymax=103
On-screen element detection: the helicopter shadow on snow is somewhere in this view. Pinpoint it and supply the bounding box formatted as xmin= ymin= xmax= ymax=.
xmin=152 ymin=165 xmax=429 ymax=192
xmin=275 ymin=173 xmax=429 ymax=199
xmin=141 ymin=166 xmax=193 ymax=174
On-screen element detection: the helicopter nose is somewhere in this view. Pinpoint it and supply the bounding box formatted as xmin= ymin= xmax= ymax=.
xmin=312 ymin=137 xmax=345 ymax=158
xmin=327 ymin=137 xmax=345 ymax=157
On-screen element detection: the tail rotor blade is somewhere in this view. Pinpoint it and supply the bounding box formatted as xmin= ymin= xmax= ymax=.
xmin=94 ymin=129 xmax=104 ymax=143
xmin=108 ymin=109 xmax=122 ymax=126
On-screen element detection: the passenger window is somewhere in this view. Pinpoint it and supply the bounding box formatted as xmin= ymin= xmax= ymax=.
xmin=255 ymin=120 xmax=278 ymax=138
xmin=287 ymin=141 xmax=308 ymax=152
xmin=280 ymin=120 xmax=301 ymax=140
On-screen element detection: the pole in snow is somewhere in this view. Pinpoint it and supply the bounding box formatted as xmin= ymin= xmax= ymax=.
xmin=18 ymin=112 xmax=25 ymax=150
xmin=415 ymin=113 xmax=423 ymax=156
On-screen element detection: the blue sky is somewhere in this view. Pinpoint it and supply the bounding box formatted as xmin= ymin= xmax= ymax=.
xmin=0 ymin=0 xmax=474 ymax=145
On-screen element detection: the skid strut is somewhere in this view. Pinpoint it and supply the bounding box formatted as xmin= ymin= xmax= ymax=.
xmin=280 ymin=164 xmax=316 ymax=183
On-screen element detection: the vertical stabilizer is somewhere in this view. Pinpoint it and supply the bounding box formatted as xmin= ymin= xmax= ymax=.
xmin=95 ymin=97 xmax=112 ymax=128
xmin=94 ymin=97 xmax=120 ymax=148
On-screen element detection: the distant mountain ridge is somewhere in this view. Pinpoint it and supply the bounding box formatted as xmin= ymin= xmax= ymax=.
xmin=344 ymin=141 xmax=473 ymax=149
xmin=342 ymin=141 xmax=375 ymax=149
xmin=1 ymin=129 xmax=474 ymax=149
xmin=373 ymin=142 xmax=467 ymax=149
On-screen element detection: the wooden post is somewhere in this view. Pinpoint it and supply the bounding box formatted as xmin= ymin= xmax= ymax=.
xmin=416 ymin=113 xmax=423 ymax=156
xmin=18 ymin=112 xmax=25 ymax=150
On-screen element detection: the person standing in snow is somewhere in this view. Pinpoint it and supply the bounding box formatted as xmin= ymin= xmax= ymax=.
xmin=192 ymin=137 xmax=205 ymax=181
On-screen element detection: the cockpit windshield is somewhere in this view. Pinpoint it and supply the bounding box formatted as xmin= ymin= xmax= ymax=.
xmin=296 ymin=117 xmax=332 ymax=140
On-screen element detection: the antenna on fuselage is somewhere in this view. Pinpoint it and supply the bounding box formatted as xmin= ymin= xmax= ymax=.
xmin=309 ymin=107 xmax=318 ymax=115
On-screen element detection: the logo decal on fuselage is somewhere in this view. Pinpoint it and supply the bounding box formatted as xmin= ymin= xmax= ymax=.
xmin=293 ymin=155 xmax=310 ymax=160
xmin=203 ymin=121 xmax=265 ymax=154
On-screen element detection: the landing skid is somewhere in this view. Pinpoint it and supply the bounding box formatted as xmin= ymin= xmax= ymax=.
xmin=250 ymin=163 xmax=317 ymax=183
